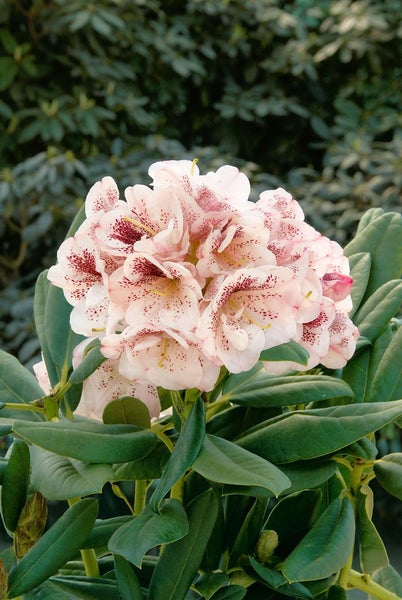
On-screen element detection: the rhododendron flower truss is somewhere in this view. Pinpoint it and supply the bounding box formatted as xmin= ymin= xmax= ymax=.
xmin=47 ymin=159 xmax=358 ymax=419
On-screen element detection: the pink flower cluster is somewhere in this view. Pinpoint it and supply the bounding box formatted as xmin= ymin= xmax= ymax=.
xmin=47 ymin=160 xmax=358 ymax=419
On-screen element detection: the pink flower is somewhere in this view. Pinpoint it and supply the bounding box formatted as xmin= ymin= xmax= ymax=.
xmin=101 ymin=326 xmax=220 ymax=392
xmin=197 ymin=266 xmax=303 ymax=373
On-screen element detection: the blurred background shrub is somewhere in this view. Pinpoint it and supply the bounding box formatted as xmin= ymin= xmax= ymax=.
xmin=0 ymin=0 xmax=401 ymax=368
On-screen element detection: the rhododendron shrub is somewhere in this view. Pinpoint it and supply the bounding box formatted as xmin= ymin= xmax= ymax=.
xmin=0 ymin=161 xmax=401 ymax=600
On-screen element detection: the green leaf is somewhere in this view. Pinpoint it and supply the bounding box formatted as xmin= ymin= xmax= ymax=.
xmin=148 ymin=489 xmax=219 ymax=600
xmin=211 ymin=586 xmax=247 ymax=600
xmin=151 ymin=396 xmax=205 ymax=512
xmin=281 ymin=496 xmax=355 ymax=582
xmin=341 ymin=346 xmax=371 ymax=402
xmin=278 ymin=461 xmax=337 ymax=495
xmin=371 ymin=565 xmax=402 ymax=599
xmin=44 ymin=284 xmax=84 ymax=371
xmin=223 ymin=370 xmax=354 ymax=408
xmin=366 ymin=325 xmax=402 ymax=403
xmin=194 ymin=572 xmax=230 ymax=599
xmin=1 ymin=439 xmax=30 ymax=532
xmin=357 ymin=486 xmax=388 ymax=574
xmin=111 ymin=442 xmax=169 ymax=481
xmin=236 ymin=400 xmax=402 ymax=464
xmin=0 ymin=350 xmax=44 ymax=421
xmin=374 ymin=453 xmax=402 ymax=500
xmin=82 ymin=516 xmax=131 ymax=549
xmin=11 ymin=419 xmax=159 ymax=464
xmin=108 ymin=499 xmax=188 ymax=567
xmin=68 ymin=340 xmax=106 ymax=385
xmin=45 ymin=575 xmax=120 ymax=599
xmin=103 ymin=397 xmax=151 ymax=428
xmin=354 ymin=280 xmax=402 ymax=342
xmin=114 ymin=555 xmax=142 ymax=600
xmin=229 ymin=498 xmax=267 ymax=567
xmin=248 ymin=557 xmax=313 ymax=599
xmin=348 ymin=252 xmax=371 ymax=318
xmin=344 ymin=211 xmax=402 ymax=300
xmin=7 ymin=498 xmax=98 ymax=597
xmin=193 ymin=434 xmax=290 ymax=496
xmin=259 ymin=341 xmax=309 ymax=364
xmin=29 ymin=445 xmax=115 ymax=500
xmin=33 ymin=270 xmax=59 ymax=387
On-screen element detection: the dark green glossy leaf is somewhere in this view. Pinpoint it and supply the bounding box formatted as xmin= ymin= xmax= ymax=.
xmin=259 ymin=341 xmax=309 ymax=364
xmin=46 ymin=575 xmax=120 ymax=599
xmin=151 ymin=396 xmax=205 ymax=512
xmin=108 ymin=499 xmax=188 ymax=567
xmin=265 ymin=461 xmax=337 ymax=495
xmin=12 ymin=419 xmax=158 ymax=464
xmin=114 ymin=554 xmax=142 ymax=600
xmin=30 ymin=445 xmax=115 ymax=500
xmin=193 ymin=434 xmax=290 ymax=496
xmin=68 ymin=340 xmax=106 ymax=385
xmin=248 ymin=557 xmax=313 ymax=599
xmin=223 ymin=371 xmax=354 ymax=408
xmin=367 ymin=325 xmax=402 ymax=403
xmin=1 ymin=438 xmax=30 ymax=532
xmin=211 ymin=586 xmax=247 ymax=600
xmin=82 ymin=516 xmax=131 ymax=549
xmin=148 ymin=489 xmax=219 ymax=600
xmin=357 ymin=486 xmax=388 ymax=574
xmin=33 ymin=270 xmax=59 ymax=388
xmin=0 ymin=350 xmax=44 ymax=421
xmin=344 ymin=211 xmax=402 ymax=300
xmin=281 ymin=496 xmax=355 ymax=582
xmin=348 ymin=252 xmax=371 ymax=318
xmin=229 ymin=498 xmax=267 ymax=567
xmin=195 ymin=572 xmax=230 ymax=599
xmin=374 ymin=453 xmax=402 ymax=500
xmin=237 ymin=400 xmax=402 ymax=464
xmin=7 ymin=499 xmax=98 ymax=597
xmin=354 ymin=280 xmax=402 ymax=343
xmin=103 ymin=396 xmax=151 ymax=428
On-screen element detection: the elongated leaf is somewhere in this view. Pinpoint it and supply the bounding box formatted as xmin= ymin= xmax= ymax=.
xmin=348 ymin=252 xmax=371 ymax=318
xmin=114 ymin=555 xmax=142 ymax=600
xmin=354 ymin=280 xmax=402 ymax=342
xmin=1 ymin=439 xmax=30 ymax=532
xmin=151 ymin=396 xmax=205 ymax=512
xmin=237 ymin=400 xmax=402 ymax=464
xmin=357 ymin=486 xmax=388 ymax=574
xmin=44 ymin=283 xmax=83 ymax=371
xmin=0 ymin=350 xmax=44 ymax=421
xmin=259 ymin=341 xmax=309 ymax=364
xmin=193 ymin=434 xmax=290 ymax=496
xmin=374 ymin=453 xmax=402 ymax=500
xmin=223 ymin=370 xmax=354 ymax=408
xmin=30 ymin=446 xmax=115 ymax=500
xmin=11 ymin=419 xmax=158 ymax=464
xmin=367 ymin=326 xmax=402 ymax=403
xmin=371 ymin=565 xmax=402 ymax=599
xmin=211 ymin=586 xmax=247 ymax=600
xmin=7 ymin=499 xmax=98 ymax=597
xmin=47 ymin=575 xmax=120 ymax=599
xmin=281 ymin=496 xmax=355 ymax=582
xmin=68 ymin=340 xmax=106 ymax=385
xmin=148 ymin=489 xmax=219 ymax=600
xmin=108 ymin=499 xmax=188 ymax=567
xmin=111 ymin=443 xmax=169 ymax=481
xmin=82 ymin=516 xmax=131 ymax=549
xmin=229 ymin=498 xmax=267 ymax=567
xmin=33 ymin=270 xmax=59 ymax=387
xmin=195 ymin=572 xmax=230 ymax=599
xmin=341 ymin=346 xmax=371 ymax=402
xmin=248 ymin=557 xmax=313 ymax=599
xmin=344 ymin=210 xmax=402 ymax=300
xmin=278 ymin=461 xmax=337 ymax=495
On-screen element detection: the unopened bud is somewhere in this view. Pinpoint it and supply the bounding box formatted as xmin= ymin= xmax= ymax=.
xmin=14 ymin=492 xmax=48 ymax=559
xmin=255 ymin=529 xmax=279 ymax=563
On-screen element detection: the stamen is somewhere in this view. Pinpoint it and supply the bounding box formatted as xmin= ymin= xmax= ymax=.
xmin=123 ymin=217 xmax=156 ymax=236
xmin=191 ymin=158 xmax=199 ymax=176
xmin=158 ymin=338 xmax=168 ymax=368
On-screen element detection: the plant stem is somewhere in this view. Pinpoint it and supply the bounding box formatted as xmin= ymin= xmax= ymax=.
xmin=0 ymin=402 xmax=44 ymax=414
xmin=348 ymin=569 xmax=401 ymax=600
xmin=134 ymin=480 xmax=148 ymax=515
xmin=67 ymin=498 xmax=100 ymax=577
xmin=170 ymin=476 xmax=185 ymax=503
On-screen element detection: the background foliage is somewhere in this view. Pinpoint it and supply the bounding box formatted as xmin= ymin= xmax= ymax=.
xmin=0 ymin=0 xmax=401 ymax=367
